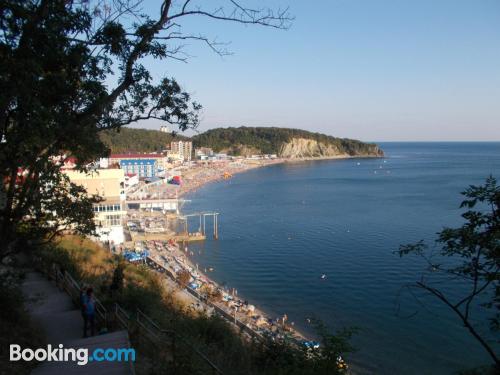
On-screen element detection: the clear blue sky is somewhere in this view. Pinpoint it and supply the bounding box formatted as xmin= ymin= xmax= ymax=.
xmin=134 ymin=0 xmax=500 ymax=141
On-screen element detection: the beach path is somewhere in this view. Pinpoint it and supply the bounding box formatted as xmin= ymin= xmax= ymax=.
xmin=22 ymin=271 xmax=134 ymax=375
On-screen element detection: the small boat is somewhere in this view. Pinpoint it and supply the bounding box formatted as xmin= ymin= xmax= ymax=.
xmin=320 ymin=274 xmax=327 ymax=279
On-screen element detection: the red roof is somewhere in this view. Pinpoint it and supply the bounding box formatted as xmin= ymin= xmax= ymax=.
xmin=110 ymin=153 xmax=163 ymax=159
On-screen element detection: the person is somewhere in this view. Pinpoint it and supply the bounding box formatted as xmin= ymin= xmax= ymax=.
xmin=79 ymin=285 xmax=87 ymax=315
xmin=57 ymin=264 xmax=65 ymax=290
xmin=82 ymin=287 xmax=96 ymax=338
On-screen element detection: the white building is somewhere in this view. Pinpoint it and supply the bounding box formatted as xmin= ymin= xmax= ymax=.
xmin=171 ymin=141 xmax=193 ymax=162
xmin=64 ymin=169 xmax=126 ymax=245
xmin=160 ymin=125 xmax=170 ymax=133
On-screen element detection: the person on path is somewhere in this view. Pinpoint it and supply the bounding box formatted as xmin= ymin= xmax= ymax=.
xmin=82 ymin=287 xmax=96 ymax=337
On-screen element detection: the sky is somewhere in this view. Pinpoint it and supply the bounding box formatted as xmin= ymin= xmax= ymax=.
xmin=132 ymin=0 xmax=500 ymax=142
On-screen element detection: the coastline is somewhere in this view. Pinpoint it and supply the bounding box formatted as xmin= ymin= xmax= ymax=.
xmin=173 ymin=154 xmax=383 ymax=340
xmin=143 ymin=238 xmax=311 ymax=343
xmin=123 ymin=153 xmax=384 ymax=372
xmin=177 ymin=153 xmax=382 ymax=198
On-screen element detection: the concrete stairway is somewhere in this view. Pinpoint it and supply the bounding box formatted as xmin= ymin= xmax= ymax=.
xmin=22 ymin=272 xmax=134 ymax=375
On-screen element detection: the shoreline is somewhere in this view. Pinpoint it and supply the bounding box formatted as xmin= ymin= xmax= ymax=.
xmin=142 ymin=239 xmax=310 ymax=344
xmin=124 ymin=153 xmax=382 ymax=370
xmin=178 ymin=154 xmax=382 ymax=198
xmin=119 ymin=155 xmax=384 ymax=373
xmin=173 ymin=154 xmax=383 ymax=340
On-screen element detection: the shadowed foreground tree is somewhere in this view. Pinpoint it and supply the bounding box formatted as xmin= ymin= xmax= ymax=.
xmin=0 ymin=0 xmax=292 ymax=259
xmin=397 ymin=176 xmax=500 ymax=369
xmin=176 ymin=269 xmax=191 ymax=289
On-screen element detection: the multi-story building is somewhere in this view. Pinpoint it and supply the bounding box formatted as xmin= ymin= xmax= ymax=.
xmin=119 ymin=159 xmax=157 ymax=178
xmin=64 ymin=168 xmax=126 ymax=245
xmin=109 ymin=153 xmax=168 ymax=174
xmin=170 ymin=141 xmax=192 ymax=162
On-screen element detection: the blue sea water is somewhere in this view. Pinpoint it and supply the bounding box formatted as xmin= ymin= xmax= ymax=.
xmin=184 ymin=142 xmax=500 ymax=374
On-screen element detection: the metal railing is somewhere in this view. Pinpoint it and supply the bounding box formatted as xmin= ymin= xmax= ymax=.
xmin=114 ymin=303 xmax=130 ymax=330
xmin=134 ymin=309 xmax=222 ymax=374
xmin=45 ymin=262 xmax=222 ymax=374
xmin=54 ymin=267 xmax=107 ymax=326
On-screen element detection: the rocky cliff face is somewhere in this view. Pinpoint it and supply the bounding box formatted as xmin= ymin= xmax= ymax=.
xmin=279 ymin=138 xmax=383 ymax=158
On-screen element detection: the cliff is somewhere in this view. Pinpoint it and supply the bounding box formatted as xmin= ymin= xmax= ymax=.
xmin=279 ymin=137 xmax=383 ymax=158
xmin=192 ymin=127 xmax=383 ymax=158
xmin=100 ymin=126 xmax=384 ymax=158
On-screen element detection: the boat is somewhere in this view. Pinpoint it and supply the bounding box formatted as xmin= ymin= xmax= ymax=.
xmin=321 ymin=274 xmax=327 ymax=279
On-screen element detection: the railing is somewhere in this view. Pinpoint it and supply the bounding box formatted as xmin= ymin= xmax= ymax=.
xmin=146 ymin=256 xmax=266 ymax=342
xmin=44 ymin=261 xmax=222 ymax=374
xmin=54 ymin=267 xmax=107 ymax=327
xmin=114 ymin=303 xmax=130 ymax=330
xmin=135 ymin=309 xmax=222 ymax=374
xmin=136 ymin=308 xmax=171 ymax=342
xmin=175 ymin=332 xmax=222 ymax=375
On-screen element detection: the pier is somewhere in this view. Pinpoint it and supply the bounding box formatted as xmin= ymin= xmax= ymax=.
xmin=179 ymin=212 xmax=220 ymax=239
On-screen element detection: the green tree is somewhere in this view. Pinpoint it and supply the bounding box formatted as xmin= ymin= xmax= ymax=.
xmin=0 ymin=1 xmax=292 ymax=259
xmin=397 ymin=176 xmax=500 ymax=368
xmin=110 ymin=262 xmax=125 ymax=295
xmin=191 ymin=126 xmax=383 ymax=157
xmin=176 ymin=269 xmax=191 ymax=288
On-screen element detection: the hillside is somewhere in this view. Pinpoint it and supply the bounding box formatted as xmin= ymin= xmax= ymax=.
xmin=100 ymin=128 xmax=189 ymax=153
xmin=100 ymin=126 xmax=383 ymax=158
xmin=192 ymin=127 xmax=383 ymax=158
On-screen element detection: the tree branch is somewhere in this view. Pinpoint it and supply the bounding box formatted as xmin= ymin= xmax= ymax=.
xmin=417 ymin=281 xmax=499 ymax=365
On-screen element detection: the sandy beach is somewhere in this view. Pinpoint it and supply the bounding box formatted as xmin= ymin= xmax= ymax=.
xmin=129 ymin=238 xmax=309 ymax=344
xmin=122 ymin=154 xmax=383 ymax=365
xmin=177 ymin=154 xmax=381 ymax=198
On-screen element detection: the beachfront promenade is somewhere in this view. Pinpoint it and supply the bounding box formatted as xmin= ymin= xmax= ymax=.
xmin=145 ymin=255 xmax=268 ymax=342
xmin=118 ymin=160 xmax=312 ymax=347
xmin=138 ymin=241 xmax=308 ymax=346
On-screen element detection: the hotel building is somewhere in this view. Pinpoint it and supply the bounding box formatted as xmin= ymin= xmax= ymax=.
xmin=170 ymin=141 xmax=192 ymax=162
xmin=64 ymin=168 xmax=126 ymax=244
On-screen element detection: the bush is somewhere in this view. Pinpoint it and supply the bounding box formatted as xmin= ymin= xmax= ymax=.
xmin=38 ymin=236 xmax=353 ymax=374
xmin=0 ymin=269 xmax=45 ymax=375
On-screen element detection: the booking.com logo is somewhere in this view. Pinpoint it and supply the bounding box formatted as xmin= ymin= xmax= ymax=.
xmin=10 ymin=344 xmax=136 ymax=366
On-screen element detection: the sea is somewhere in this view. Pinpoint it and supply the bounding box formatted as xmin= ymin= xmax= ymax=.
xmin=184 ymin=142 xmax=500 ymax=375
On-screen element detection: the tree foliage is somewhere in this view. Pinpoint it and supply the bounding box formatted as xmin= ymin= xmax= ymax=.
xmin=0 ymin=0 xmax=292 ymax=258
xmin=177 ymin=269 xmax=191 ymax=288
xmin=192 ymin=126 xmax=383 ymax=156
xmin=99 ymin=127 xmax=189 ymax=153
xmin=398 ymin=176 xmax=500 ymax=368
xmin=41 ymin=236 xmax=355 ymax=375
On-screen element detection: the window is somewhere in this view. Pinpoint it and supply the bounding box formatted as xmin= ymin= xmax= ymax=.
xmin=104 ymin=214 xmax=121 ymax=226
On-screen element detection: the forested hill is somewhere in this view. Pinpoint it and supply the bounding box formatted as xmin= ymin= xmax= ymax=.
xmin=100 ymin=128 xmax=188 ymax=153
xmin=100 ymin=126 xmax=383 ymax=158
xmin=191 ymin=127 xmax=383 ymax=158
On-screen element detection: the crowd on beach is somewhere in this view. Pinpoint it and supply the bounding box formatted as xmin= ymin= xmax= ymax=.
xmin=118 ymin=239 xmax=309 ymax=345
xmin=117 ymin=160 xmax=318 ymax=343
xmin=127 ymin=159 xmax=284 ymax=201
xmin=176 ymin=159 xmax=283 ymax=197
xmin=110 ymin=159 xmax=352 ymax=372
